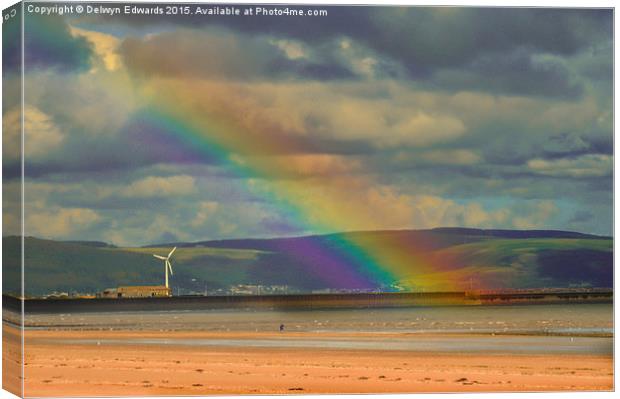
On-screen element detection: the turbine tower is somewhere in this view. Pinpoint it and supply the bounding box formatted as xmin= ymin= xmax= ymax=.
xmin=153 ymin=247 xmax=176 ymax=289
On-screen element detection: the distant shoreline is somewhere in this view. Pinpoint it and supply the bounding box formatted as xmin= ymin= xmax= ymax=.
xmin=3 ymin=290 xmax=613 ymax=315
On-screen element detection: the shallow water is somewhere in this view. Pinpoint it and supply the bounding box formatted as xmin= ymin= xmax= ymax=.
xmin=55 ymin=335 xmax=613 ymax=354
xmin=19 ymin=303 xmax=613 ymax=336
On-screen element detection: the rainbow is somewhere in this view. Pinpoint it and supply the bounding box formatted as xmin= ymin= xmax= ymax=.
xmin=127 ymin=82 xmax=463 ymax=292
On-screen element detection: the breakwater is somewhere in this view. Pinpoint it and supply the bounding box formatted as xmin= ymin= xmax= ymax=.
xmin=3 ymin=290 xmax=612 ymax=314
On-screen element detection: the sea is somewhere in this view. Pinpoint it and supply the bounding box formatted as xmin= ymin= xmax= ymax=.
xmin=9 ymin=303 xmax=613 ymax=355
xmin=18 ymin=303 xmax=613 ymax=335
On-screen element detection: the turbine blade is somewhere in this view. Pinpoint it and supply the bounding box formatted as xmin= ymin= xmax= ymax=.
xmin=168 ymin=246 xmax=177 ymax=258
xmin=167 ymin=261 xmax=174 ymax=276
xmin=153 ymin=254 xmax=166 ymax=260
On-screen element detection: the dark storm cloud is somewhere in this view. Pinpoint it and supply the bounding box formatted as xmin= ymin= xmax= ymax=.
xmin=585 ymin=176 xmax=613 ymax=192
xmin=583 ymin=134 xmax=614 ymax=156
xmin=270 ymin=58 xmax=356 ymax=80
xmin=55 ymin=193 xmax=187 ymax=211
xmin=575 ymin=40 xmax=614 ymax=81
xmin=569 ymin=210 xmax=595 ymax=224
xmin=81 ymin=6 xmax=612 ymax=96
xmin=22 ymin=14 xmax=93 ymax=72
xmin=542 ymin=132 xmax=590 ymax=157
xmin=118 ymin=29 xmax=280 ymax=80
xmin=15 ymin=5 xmax=613 ymax=241
xmin=2 ymin=164 xmax=20 ymax=181
xmin=80 ymin=6 xmax=611 ymax=59
xmin=431 ymin=48 xmax=583 ymax=98
xmin=352 ymin=8 xmax=610 ymax=97
xmin=2 ymin=5 xmax=22 ymax=75
xmin=18 ymin=115 xmax=225 ymax=179
xmin=119 ymin=28 xmax=355 ymax=81
xmin=541 ymin=131 xmax=613 ymax=159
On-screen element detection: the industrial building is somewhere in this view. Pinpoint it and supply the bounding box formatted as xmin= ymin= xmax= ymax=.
xmin=99 ymin=286 xmax=171 ymax=298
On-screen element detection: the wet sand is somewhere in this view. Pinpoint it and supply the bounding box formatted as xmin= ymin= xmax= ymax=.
xmin=20 ymin=329 xmax=613 ymax=396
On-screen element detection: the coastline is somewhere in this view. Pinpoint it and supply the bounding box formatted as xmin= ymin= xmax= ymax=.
xmin=4 ymin=289 xmax=613 ymax=315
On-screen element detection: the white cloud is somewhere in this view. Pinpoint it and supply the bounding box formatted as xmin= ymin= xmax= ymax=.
xmin=191 ymin=201 xmax=219 ymax=227
xmin=22 ymin=71 xmax=139 ymax=139
xmin=217 ymin=220 xmax=238 ymax=236
xmin=142 ymin=79 xmax=468 ymax=149
xmin=399 ymin=149 xmax=480 ymax=166
xmin=527 ymin=154 xmax=612 ymax=178
xmin=121 ymin=175 xmax=196 ymax=198
xmin=512 ymin=201 xmax=559 ymax=229
xmin=462 ymin=203 xmax=510 ymax=227
xmin=385 ymin=113 xmax=466 ymax=147
xmin=250 ymin=153 xmax=363 ymax=178
xmin=334 ymin=36 xmax=405 ymax=79
xmin=306 ymin=89 xmax=466 ymax=148
xmin=270 ymin=39 xmax=306 ymax=60
xmin=70 ymin=26 xmax=122 ymax=72
xmin=25 ymin=208 xmax=100 ymax=238
xmin=3 ymin=105 xmax=64 ymax=162
xmin=24 ymin=106 xmax=65 ymax=158
xmin=270 ymin=177 xmax=525 ymax=232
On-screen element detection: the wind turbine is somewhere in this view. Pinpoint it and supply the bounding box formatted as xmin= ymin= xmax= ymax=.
xmin=153 ymin=247 xmax=176 ymax=289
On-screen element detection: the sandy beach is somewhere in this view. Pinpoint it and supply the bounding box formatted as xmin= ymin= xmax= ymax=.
xmin=17 ymin=328 xmax=613 ymax=396
xmin=2 ymin=324 xmax=22 ymax=396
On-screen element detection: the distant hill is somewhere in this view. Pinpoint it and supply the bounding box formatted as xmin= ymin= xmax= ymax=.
xmin=152 ymin=228 xmax=608 ymax=251
xmin=426 ymin=227 xmax=608 ymax=240
xmin=61 ymin=240 xmax=117 ymax=248
xmin=2 ymin=228 xmax=613 ymax=297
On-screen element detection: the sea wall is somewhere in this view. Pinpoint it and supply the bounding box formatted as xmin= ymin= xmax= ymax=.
xmin=2 ymin=290 xmax=612 ymax=315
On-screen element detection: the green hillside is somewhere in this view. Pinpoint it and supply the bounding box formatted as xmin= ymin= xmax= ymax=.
xmin=428 ymin=238 xmax=612 ymax=289
xmin=2 ymin=230 xmax=613 ymax=297
xmin=3 ymin=237 xmax=270 ymax=297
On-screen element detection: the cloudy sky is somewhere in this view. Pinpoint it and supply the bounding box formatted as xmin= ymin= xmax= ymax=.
xmin=3 ymin=5 xmax=613 ymax=246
